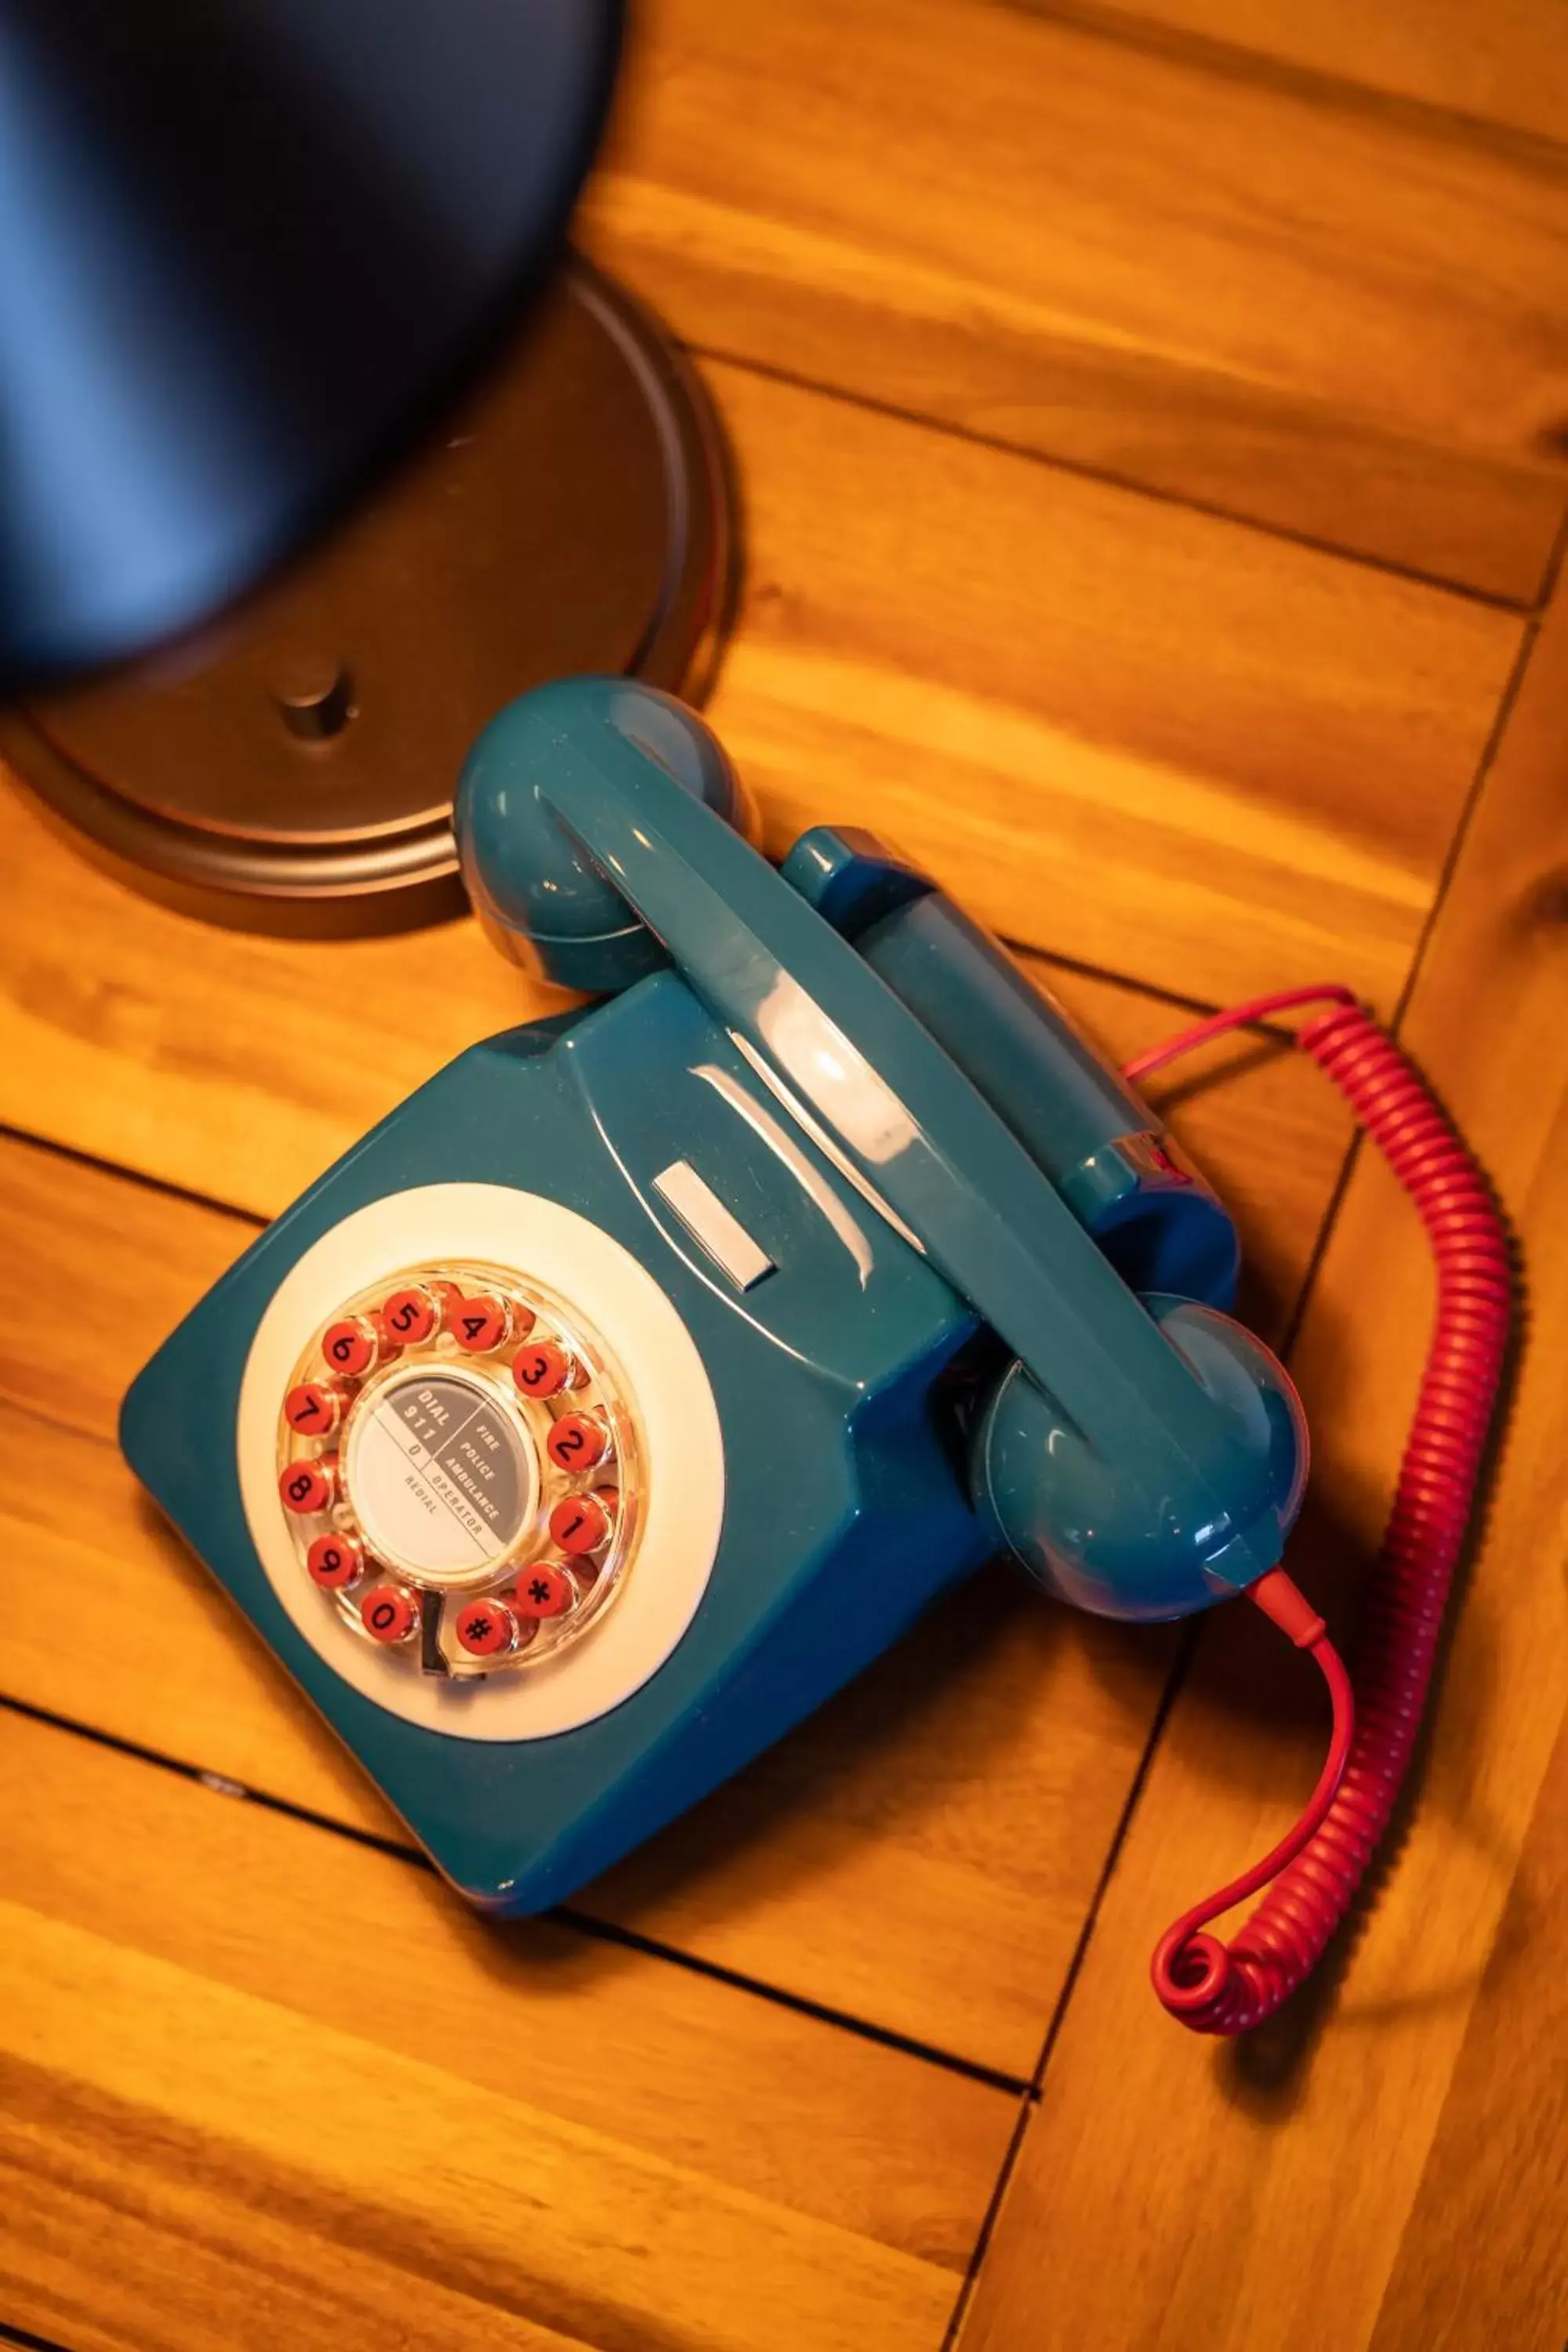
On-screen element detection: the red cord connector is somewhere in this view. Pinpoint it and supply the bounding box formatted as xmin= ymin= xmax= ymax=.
xmin=1127 ymin=988 xmax=1512 ymax=2034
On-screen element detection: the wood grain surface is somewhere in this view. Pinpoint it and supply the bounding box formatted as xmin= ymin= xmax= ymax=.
xmin=1096 ymin=0 xmax=1568 ymax=146
xmin=3 ymin=2 xmax=1566 ymax=2347
xmin=584 ymin=0 xmax=1568 ymax=598
xmin=0 ymin=1708 xmax=1010 ymax=2350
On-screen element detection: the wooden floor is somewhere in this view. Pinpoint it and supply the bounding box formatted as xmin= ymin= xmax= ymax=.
xmin=3 ymin=3 xmax=1567 ymax=2347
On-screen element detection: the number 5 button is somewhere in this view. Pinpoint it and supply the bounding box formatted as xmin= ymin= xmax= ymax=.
xmin=380 ymin=1285 xmax=440 ymax=1345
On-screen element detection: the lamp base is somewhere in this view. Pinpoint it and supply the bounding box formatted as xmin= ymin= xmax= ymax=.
xmin=0 ymin=256 xmax=732 ymax=936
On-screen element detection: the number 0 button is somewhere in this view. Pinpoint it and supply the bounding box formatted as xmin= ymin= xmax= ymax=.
xmin=546 ymin=1413 xmax=608 ymax=1472
xmin=361 ymin=1584 xmax=416 ymax=1644
xmin=279 ymin=1457 xmax=337 ymax=1514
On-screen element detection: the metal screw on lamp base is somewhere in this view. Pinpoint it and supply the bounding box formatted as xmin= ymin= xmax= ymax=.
xmin=0 ymin=257 xmax=733 ymax=938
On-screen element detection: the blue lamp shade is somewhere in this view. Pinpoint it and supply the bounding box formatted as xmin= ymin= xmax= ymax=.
xmin=0 ymin=0 xmax=622 ymax=688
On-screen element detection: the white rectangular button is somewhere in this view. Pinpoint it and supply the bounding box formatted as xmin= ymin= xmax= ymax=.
xmin=654 ymin=1162 xmax=775 ymax=1291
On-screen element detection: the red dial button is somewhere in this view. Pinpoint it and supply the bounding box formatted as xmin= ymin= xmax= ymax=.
xmin=283 ymin=1381 xmax=346 ymax=1438
xmin=444 ymin=1291 xmax=517 ymax=1354
xmin=321 ymin=1316 xmax=378 ymax=1378
xmin=548 ymin=1487 xmax=615 ymax=1555
xmin=368 ymin=1309 xmax=405 ymax=1363
xmin=514 ymin=1563 xmax=576 ymax=1620
xmin=279 ymin=1456 xmax=337 ymax=1515
xmin=379 ymin=1285 xmax=440 ymax=1345
xmin=546 ymin=1413 xmax=608 ymax=1473
xmin=361 ymin=1584 xmax=417 ymax=1644
xmin=513 ymin=1340 xmax=574 ymax=1400
xmin=454 ymin=1596 xmax=519 ymax=1657
xmin=307 ymin=1534 xmax=364 ymax=1589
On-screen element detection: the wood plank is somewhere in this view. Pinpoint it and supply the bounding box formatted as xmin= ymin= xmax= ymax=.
xmin=581 ymin=0 xmax=1568 ymax=599
xmin=1367 ymin=1703 xmax=1568 ymax=2352
xmin=0 ymin=1707 xmax=980 ymax=2350
xmin=0 ymin=950 xmax=1352 ymax=2077
xmin=1093 ymin=0 xmax=1568 ymax=150
xmin=959 ymin=559 xmax=1568 ymax=2346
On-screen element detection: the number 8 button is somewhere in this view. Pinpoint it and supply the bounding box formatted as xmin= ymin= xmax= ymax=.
xmin=279 ymin=1456 xmax=337 ymax=1514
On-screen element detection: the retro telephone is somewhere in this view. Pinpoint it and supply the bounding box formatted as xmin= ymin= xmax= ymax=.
xmin=123 ymin=678 xmax=1508 ymax=2034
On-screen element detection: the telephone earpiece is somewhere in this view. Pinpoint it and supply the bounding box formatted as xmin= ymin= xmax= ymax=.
xmin=457 ymin=678 xmax=754 ymax=995
xmin=974 ymin=1297 xmax=1307 ymax=1619
xmin=455 ymin=677 xmax=1308 ymax=1625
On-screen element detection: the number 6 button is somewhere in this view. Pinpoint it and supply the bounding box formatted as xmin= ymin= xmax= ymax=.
xmin=546 ymin=1413 xmax=608 ymax=1472
xmin=321 ymin=1316 xmax=379 ymax=1378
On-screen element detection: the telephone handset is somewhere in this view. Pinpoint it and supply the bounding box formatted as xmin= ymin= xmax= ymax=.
xmin=458 ymin=677 xmax=1304 ymax=1621
xmin=123 ymin=677 xmax=1507 ymax=2036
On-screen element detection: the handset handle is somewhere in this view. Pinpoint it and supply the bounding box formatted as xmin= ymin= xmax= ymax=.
xmin=479 ymin=698 xmax=1283 ymax=1583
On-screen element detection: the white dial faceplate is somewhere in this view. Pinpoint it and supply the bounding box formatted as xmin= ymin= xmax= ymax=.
xmin=238 ymin=1185 xmax=726 ymax=1742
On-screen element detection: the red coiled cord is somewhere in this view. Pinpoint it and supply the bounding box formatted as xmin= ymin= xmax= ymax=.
xmin=1123 ymin=987 xmax=1512 ymax=2034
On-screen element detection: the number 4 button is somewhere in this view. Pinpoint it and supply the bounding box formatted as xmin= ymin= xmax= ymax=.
xmin=444 ymin=1290 xmax=522 ymax=1355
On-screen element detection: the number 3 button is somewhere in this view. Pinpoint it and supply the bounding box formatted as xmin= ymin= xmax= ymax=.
xmin=513 ymin=1340 xmax=574 ymax=1399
